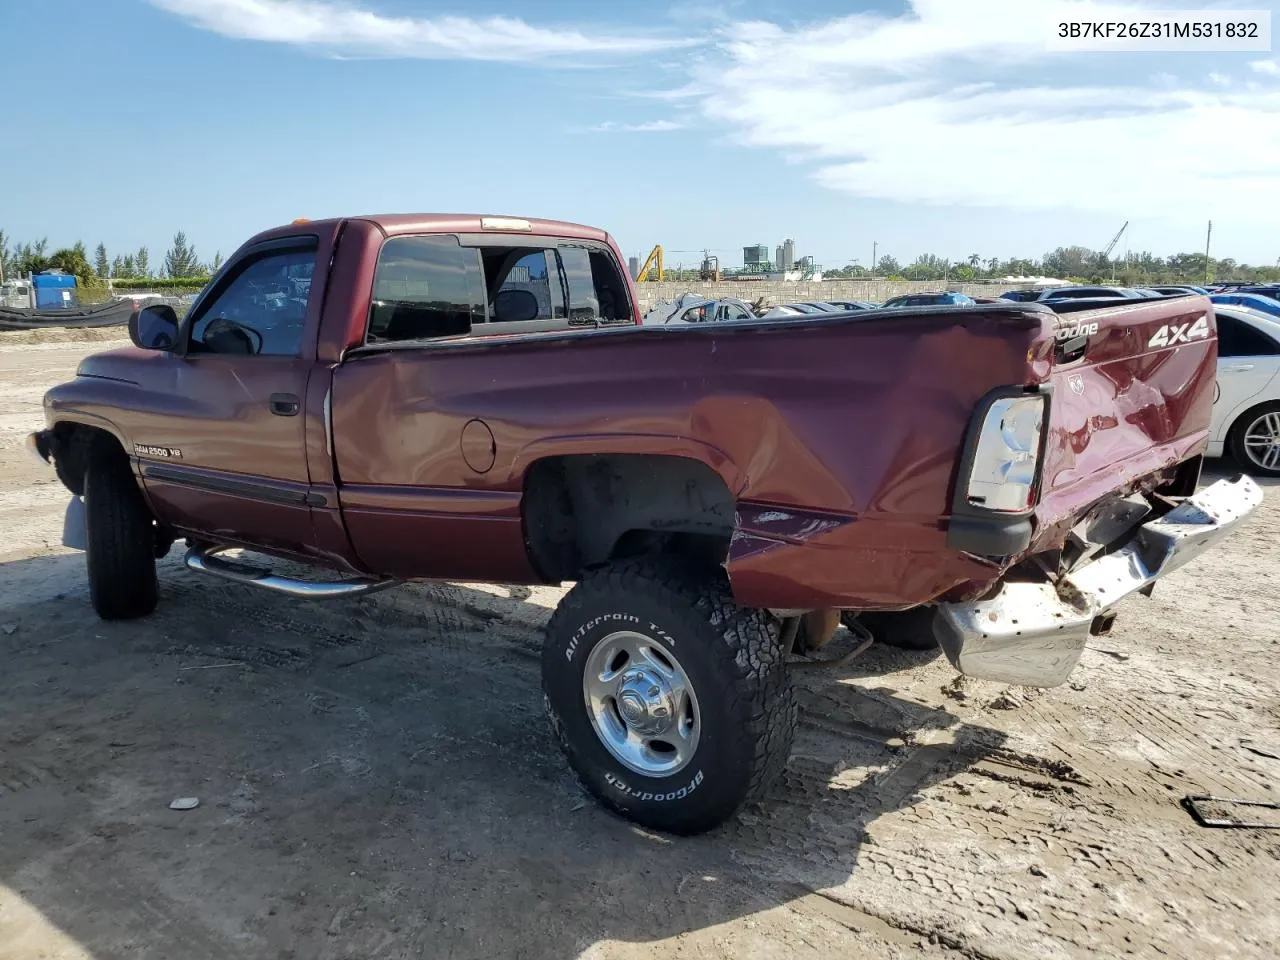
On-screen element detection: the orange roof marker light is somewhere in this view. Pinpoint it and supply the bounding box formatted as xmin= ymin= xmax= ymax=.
xmin=292 ymin=218 xmax=310 ymax=224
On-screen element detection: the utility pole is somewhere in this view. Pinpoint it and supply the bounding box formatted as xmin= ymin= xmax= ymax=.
xmin=872 ymin=241 xmax=877 ymax=277
xmin=1204 ymin=220 xmax=1213 ymax=284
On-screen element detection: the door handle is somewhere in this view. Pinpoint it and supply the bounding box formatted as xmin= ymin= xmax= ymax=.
xmin=269 ymin=393 xmax=300 ymax=417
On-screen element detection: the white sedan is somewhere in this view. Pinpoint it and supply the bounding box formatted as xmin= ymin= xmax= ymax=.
xmin=1209 ymin=304 xmax=1280 ymax=476
xmin=641 ymin=294 xmax=758 ymax=325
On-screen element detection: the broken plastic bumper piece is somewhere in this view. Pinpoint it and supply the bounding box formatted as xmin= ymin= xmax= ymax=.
xmin=933 ymin=474 xmax=1263 ymax=688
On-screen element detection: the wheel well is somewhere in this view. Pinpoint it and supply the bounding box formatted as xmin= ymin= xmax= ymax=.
xmin=1228 ymin=399 xmax=1280 ymax=466
xmin=49 ymin=423 xmax=128 ymax=495
xmin=522 ymin=454 xmax=736 ymax=581
xmin=1230 ymin=399 xmax=1280 ymax=441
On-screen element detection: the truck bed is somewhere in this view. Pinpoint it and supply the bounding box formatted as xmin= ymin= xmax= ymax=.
xmin=328 ymin=296 xmax=1216 ymax=609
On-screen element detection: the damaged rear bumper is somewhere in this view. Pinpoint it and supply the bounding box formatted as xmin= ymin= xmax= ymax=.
xmin=934 ymin=474 xmax=1263 ymax=687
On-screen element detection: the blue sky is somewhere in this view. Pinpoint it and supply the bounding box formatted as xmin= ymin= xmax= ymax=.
xmin=1 ymin=0 xmax=1278 ymax=271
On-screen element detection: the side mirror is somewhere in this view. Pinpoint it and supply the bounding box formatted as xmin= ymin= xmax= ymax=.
xmin=492 ymin=288 xmax=540 ymax=324
xmin=128 ymin=304 xmax=180 ymax=351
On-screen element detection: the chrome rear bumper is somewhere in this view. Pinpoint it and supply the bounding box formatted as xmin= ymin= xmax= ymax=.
xmin=934 ymin=474 xmax=1263 ymax=687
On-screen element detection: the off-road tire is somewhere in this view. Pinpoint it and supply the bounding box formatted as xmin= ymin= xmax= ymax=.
xmin=848 ymin=609 xmax=939 ymax=651
xmin=542 ymin=560 xmax=796 ymax=835
xmin=1228 ymin=401 xmax=1280 ymax=478
xmin=84 ymin=453 xmax=158 ymax=620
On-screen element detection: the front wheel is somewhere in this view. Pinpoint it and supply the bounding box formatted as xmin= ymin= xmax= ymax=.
xmin=1229 ymin=402 xmax=1280 ymax=477
xmin=542 ymin=561 xmax=796 ymax=835
xmin=84 ymin=452 xmax=159 ymax=620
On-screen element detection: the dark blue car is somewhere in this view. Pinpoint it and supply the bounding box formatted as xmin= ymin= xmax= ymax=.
xmin=1209 ymin=283 xmax=1280 ymax=299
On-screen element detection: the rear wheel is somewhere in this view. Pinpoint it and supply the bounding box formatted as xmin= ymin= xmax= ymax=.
xmin=542 ymin=560 xmax=796 ymax=835
xmin=1229 ymin=402 xmax=1280 ymax=477
xmin=84 ymin=452 xmax=158 ymax=620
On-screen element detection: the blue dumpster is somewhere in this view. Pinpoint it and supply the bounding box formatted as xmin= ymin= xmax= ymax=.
xmin=33 ymin=272 xmax=78 ymax=309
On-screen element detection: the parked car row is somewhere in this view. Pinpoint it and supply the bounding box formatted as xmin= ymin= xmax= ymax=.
xmin=641 ymin=284 xmax=1280 ymax=478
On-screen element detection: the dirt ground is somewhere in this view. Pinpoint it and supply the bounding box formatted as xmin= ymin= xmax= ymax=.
xmin=2 ymin=337 xmax=1278 ymax=960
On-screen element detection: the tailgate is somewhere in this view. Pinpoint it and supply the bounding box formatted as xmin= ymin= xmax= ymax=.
xmin=1031 ymin=295 xmax=1217 ymax=550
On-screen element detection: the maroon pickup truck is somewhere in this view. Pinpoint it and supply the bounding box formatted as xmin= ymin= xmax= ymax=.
xmin=29 ymin=213 xmax=1261 ymax=834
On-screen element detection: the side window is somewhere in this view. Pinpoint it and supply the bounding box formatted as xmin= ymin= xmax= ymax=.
xmin=558 ymin=247 xmax=600 ymax=323
xmin=724 ymin=303 xmax=752 ymax=319
xmin=588 ymin=250 xmax=633 ymax=325
xmin=367 ymin=236 xmax=486 ymax=342
xmin=1218 ymin=315 xmax=1280 ymax=358
xmin=189 ymin=246 xmax=316 ymax=356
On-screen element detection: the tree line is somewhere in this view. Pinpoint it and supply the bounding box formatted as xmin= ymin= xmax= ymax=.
xmin=816 ymin=246 xmax=1279 ymax=285
xmin=0 ymin=229 xmax=222 ymax=285
xmin=6 ymin=228 xmax=1278 ymax=289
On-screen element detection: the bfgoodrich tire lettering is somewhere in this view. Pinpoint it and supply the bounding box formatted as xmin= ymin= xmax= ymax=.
xmin=84 ymin=453 xmax=159 ymax=620
xmin=542 ymin=560 xmax=796 ymax=836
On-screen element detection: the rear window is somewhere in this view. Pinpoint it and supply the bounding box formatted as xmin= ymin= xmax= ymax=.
xmin=367 ymin=235 xmax=634 ymax=343
xmin=367 ymin=236 xmax=487 ymax=342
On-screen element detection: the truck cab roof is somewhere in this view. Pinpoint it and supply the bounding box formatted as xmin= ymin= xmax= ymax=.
xmin=247 ymin=214 xmax=612 ymax=248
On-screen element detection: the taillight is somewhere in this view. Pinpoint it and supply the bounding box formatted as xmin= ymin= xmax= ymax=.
xmin=964 ymin=395 xmax=1046 ymax=512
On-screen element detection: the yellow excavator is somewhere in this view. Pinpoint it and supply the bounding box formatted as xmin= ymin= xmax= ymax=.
xmin=635 ymin=244 xmax=664 ymax=282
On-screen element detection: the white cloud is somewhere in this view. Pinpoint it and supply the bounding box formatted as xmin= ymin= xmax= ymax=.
xmin=151 ymin=0 xmax=1280 ymax=222
xmin=588 ymin=120 xmax=684 ymax=132
xmin=149 ymin=0 xmax=694 ymax=62
xmin=679 ymin=0 xmax=1280 ymax=220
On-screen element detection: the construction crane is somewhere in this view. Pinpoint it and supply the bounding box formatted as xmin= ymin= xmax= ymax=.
xmin=1102 ymin=221 xmax=1129 ymax=260
xmin=635 ymin=244 xmax=664 ymax=282
xmin=1102 ymin=221 xmax=1129 ymax=281
xmin=637 ymin=246 xmax=727 ymax=282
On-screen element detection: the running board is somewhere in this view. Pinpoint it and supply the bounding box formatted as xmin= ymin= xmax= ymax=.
xmin=184 ymin=544 xmax=400 ymax=600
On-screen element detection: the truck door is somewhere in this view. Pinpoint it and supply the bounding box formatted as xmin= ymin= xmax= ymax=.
xmin=133 ymin=231 xmax=335 ymax=558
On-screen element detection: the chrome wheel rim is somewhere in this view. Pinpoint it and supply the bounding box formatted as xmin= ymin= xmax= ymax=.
xmin=582 ymin=631 xmax=700 ymax=777
xmin=1243 ymin=411 xmax=1280 ymax=471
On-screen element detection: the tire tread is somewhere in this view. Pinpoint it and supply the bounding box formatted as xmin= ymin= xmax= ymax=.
xmin=85 ymin=452 xmax=158 ymax=620
xmin=543 ymin=559 xmax=796 ymax=834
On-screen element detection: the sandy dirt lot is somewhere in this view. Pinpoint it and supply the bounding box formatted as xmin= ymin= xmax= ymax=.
xmin=1 ymin=337 xmax=1278 ymax=960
